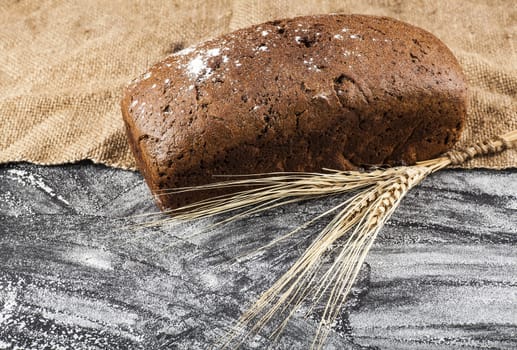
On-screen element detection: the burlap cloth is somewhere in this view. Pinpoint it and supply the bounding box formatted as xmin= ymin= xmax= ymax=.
xmin=1 ymin=0 xmax=515 ymax=170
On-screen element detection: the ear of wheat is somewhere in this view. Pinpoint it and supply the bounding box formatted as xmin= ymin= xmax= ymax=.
xmin=134 ymin=130 xmax=516 ymax=349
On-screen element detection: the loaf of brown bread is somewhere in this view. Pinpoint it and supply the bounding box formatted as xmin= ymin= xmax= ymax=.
xmin=121 ymin=14 xmax=467 ymax=211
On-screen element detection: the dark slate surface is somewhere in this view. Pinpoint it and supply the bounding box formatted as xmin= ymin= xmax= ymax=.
xmin=0 ymin=161 xmax=516 ymax=349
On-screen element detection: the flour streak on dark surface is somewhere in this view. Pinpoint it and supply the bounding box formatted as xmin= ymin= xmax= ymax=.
xmin=0 ymin=162 xmax=515 ymax=349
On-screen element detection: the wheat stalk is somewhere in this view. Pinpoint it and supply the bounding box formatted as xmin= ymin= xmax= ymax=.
xmin=133 ymin=130 xmax=516 ymax=348
xmin=217 ymin=166 xmax=432 ymax=349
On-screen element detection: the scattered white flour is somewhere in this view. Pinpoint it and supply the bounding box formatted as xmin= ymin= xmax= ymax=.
xmin=206 ymin=48 xmax=221 ymax=56
xmin=187 ymin=56 xmax=205 ymax=77
xmin=151 ymin=84 xmax=157 ymax=89
xmin=372 ymin=38 xmax=378 ymax=41
xmin=0 ymin=282 xmax=17 ymax=324
xmin=303 ymin=57 xmax=321 ymax=71
xmin=173 ymin=46 xmax=195 ymax=56
xmin=261 ymin=30 xmax=269 ymax=36
xmin=201 ymin=272 xmax=220 ymax=290
xmin=130 ymin=100 xmax=138 ymax=109
xmin=30 ymin=290 xmax=140 ymax=333
xmin=258 ymin=45 xmax=268 ymax=51
xmin=341 ymin=28 xmax=349 ymax=32
xmin=142 ymin=72 xmax=151 ymax=80
xmin=334 ymin=34 xmax=343 ymax=40
xmin=222 ymin=55 xmax=229 ymax=63
xmin=343 ymin=50 xmax=351 ymax=56
xmin=65 ymin=247 xmax=114 ymax=270
xmin=350 ymin=34 xmax=360 ymax=39
xmin=6 ymin=169 xmax=70 ymax=206
xmin=185 ymin=48 xmax=222 ymax=81
xmin=295 ymin=36 xmax=302 ymax=44
xmin=164 ymin=78 xmax=170 ymax=84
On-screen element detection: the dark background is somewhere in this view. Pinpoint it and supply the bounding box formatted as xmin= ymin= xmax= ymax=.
xmin=0 ymin=162 xmax=516 ymax=349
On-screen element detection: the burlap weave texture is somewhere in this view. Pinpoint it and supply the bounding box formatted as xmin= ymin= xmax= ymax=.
xmin=1 ymin=0 xmax=515 ymax=169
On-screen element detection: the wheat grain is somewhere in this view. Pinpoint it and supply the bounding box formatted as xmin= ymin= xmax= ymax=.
xmin=132 ymin=130 xmax=516 ymax=348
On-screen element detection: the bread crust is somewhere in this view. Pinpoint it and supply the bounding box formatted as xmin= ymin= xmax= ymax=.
xmin=121 ymin=14 xmax=467 ymax=210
